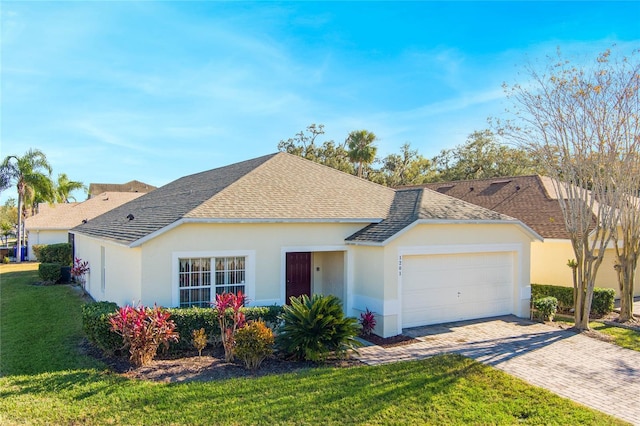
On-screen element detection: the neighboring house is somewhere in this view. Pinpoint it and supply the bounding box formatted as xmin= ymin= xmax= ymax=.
xmin=71 ymin=153 xmax=540 ymax=337
xmin=420 ymin=175 xmax=640 ymax=297
xmin=88 ymin=180 xmax=157 ymax=198
xmin=25 ymin=192 xmax=145 ymax=260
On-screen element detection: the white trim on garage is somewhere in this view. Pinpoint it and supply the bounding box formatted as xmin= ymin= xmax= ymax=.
xmin=396 ymin=243 xmax=525 ymax=335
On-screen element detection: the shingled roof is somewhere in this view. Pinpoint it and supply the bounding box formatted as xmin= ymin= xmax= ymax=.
xmin=25 ymin=192 xmax=144 ymax=231
xmin=88 ymin=180 xmax=156 ymax=197
xmin=73 ymin=153 xmax=539 ymax=247
xmin=416 ymin=175 xmax=569 ymax=239
xmin=72 ymin=153 xmax=396 ymax=246
xmin=346 ymin=187 xmax=523 ymax=244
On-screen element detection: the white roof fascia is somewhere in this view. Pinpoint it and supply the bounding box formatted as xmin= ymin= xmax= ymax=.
xmin=129 ymin=217 xmax=384 ymax=248
xmin=346 ymin=219 xmax=543 ymax=247
xmin=69 ymin=230 xmax=131 ymax=248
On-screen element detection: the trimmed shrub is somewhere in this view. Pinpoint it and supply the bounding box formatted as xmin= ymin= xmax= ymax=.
xmin=591 ymin=288 xmax=615 ymax=316
xmin=37 ymin=243 xmax=72 ymax=266
xmin=81 ymin=302 xmax=284 ymax=356
xmin=38 ymin=262 xmax=62 ymax=283
xmin=234 ymin=320 xmax=274 ymax=370
xmin=531 ymin=284 xmax=573 ymax=312
xmin=32 ymin=244 xmax=46 ymax=261
xmin=531 ymin=284 xmax=616 ymax=316
xmin=82 ymin=302 xmax=121 ymax=356
xmin=166 ymin=307 xmax=218 ymax=352
xmin=276 ymin=294 xmax=362 ymax=362
xmin=243 ymin=305 xmax=283 ymax=326
xmin=533 ymin=296 xmax=558 ymax=322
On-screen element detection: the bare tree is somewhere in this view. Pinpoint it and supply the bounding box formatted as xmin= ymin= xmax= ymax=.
xmin=496 ymin=48 xmax=640 ymax=330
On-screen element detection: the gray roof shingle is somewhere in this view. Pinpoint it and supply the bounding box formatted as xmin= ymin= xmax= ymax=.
xmin=72 ymin=153 xmax=395 ymax=245
xmin=346 ymin=187 xmax=518 ymax=244
xmin=73 ymin=153 xmax=533 ymax=247
xmin=72 ymin=154 xmax=278 ymax=244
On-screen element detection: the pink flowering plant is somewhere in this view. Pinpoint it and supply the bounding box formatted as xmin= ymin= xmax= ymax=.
xmin=109 ymin=304 xmax=179 ymax=367
xmin=213 ymin=291 xmax=246 ymax=362
xmin=71 ymin=257 xmax=90 ymax=289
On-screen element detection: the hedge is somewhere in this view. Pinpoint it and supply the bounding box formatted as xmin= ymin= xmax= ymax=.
xmin=81 ymin=302 xmax=122 ymax=356
xmin=38 ymin=263 xmax=62 ymax=283
xmin=81 ymin=302 xmax=284 ymax=355
xmin=531 ymin=284 xmax=615 ymax=316
xmin=36 ymin=243 xmax=72 ymax=266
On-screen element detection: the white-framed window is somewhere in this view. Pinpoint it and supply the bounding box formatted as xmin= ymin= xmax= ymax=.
xmin=177 ymin=255 xmax=248 ymax=308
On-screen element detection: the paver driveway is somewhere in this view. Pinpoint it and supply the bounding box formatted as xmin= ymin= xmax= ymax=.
xmin=355 ymin=316 xmax=640 ymax=425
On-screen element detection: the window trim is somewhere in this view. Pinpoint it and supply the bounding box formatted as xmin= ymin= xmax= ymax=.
xmin=172 ymin=250 xmax=255 ymax=307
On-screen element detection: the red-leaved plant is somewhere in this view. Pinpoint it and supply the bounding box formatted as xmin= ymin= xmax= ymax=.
xmin=213 ymin=291 xmax=246 ymax=362
xmin=109 ymin=304 xmax=179 ymax=367
xmin=359 ymin=308 xmax=377 ymax=336
xmin=71 ymin=257 xmax=90 ymax=289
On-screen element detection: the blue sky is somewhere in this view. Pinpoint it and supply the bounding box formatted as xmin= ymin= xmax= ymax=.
xmin=1 ymin=1 xmax=639 ymax=203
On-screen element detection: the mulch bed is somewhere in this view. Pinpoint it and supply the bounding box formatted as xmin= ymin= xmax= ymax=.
xmin=360 ymin=333 xmax=420 ymax=348
xmin=81 ymin=331 xmax=422 ymax=383
xmin=81 ymin=340 xmax=364 ymax=383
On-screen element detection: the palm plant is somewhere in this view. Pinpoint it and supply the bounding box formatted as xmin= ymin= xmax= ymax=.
xmin=276 ymin=294 xmax=361 ymax=362
xmin=55 ymin=173 xmax=86 ymax=203
xmin=0 ymin=149 xmax=54 ymax=262
xmin=346 ymin=129 xmax=378 ymax=178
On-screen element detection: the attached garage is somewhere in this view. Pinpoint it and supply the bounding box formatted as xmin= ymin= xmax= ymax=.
xmin=401 ymin=250 xmax=515 ymax=328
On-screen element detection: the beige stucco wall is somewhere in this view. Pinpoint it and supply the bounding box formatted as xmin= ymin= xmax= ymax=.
xmin=27 ymin=229 xmax=68 ymax=260
xmin=362 ymin=222 xmax=535 ymax=337
xmin=74 ymin=233 xmax=142 ymax=306
xmin=531 ymin=239 xmax=640 ymax=297
xmin=312 ymin=251 xmax=346 ymax=300
xmin=137 ymin=222 xmax=365 ymax=308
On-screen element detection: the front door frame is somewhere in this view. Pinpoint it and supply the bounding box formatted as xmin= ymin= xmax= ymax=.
xmin=285 ymin=252 xmax=312 ymax=303
xmin=280 ymin=245 xmax=351 ymax=310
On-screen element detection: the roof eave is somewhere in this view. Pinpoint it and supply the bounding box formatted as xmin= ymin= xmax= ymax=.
xmin=128 ymin=217 xmax=385 ymax=248
xmin=346 ymin=219 xmax=543 ymax=246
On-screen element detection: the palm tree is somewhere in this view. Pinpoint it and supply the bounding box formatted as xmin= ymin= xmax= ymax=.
xmin=0 ymin=149 xmax=54 ymax=262
xmin=346 ymin=130 xmax=378 ymax=178
xmin=56 ymin=173 xmax=86 ymax=203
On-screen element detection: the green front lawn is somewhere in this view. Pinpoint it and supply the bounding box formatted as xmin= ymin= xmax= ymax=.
xmin=0 ymin=264 xmax=628 ymax=425
xmin=554 ymin=314 xmax=640 ymax=352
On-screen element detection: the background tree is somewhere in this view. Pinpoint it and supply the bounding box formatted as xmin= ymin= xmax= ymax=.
xmin=496 ymin=47 xmax=640 ymax=330
xmin=372 ymin=143 xmax=434 ymax=187
xmin=0 ymin=149 xmax=54 ymax=262
xmin=0 ymin=198 xmax=18 ymax=246
xmin=346 ymin=130 xmax=378 ymax=178
xmin=278 ymin=124 xmax=354 ymax=174
xmin=55 ymin=173 xmax=86 ymax=203
xmin=431 ymin=130 xmax=543 ymax=182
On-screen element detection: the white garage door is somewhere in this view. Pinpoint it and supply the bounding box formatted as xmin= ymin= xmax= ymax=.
xmin=402 ymin=252 xmax=514 ymax=328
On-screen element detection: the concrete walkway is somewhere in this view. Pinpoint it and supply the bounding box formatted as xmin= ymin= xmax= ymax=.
xmin=355 ymin=316 xmax=640 ymax=425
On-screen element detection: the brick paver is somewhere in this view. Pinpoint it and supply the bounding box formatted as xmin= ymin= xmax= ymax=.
xmin=355 ymin=316 xmax=640 ymax=425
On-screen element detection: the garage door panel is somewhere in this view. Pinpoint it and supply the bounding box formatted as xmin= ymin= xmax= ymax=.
xmin=402 ymin=252 xmax=514 ymax=328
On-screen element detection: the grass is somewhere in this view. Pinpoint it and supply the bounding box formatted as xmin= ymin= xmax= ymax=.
xmin=555 ymin=314 xmax=640 ymax=352
xmin=0 ymin=264 xmax=629 ymax=425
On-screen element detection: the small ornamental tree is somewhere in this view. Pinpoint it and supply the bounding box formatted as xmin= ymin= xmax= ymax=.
xmin=213 ymin=291 xmax=246 ymax=362
xmin=109 ymin=304 xmax=179 ymax=367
